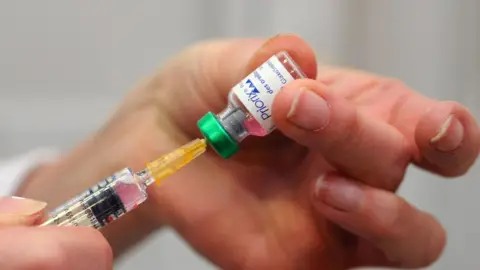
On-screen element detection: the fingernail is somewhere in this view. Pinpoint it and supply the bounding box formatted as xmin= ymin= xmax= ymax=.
xmin=0 ymin=196 xmax=47 ymax=216
xmin=287 ymin=88 xmax=330 ymax=130
xmin=314 ymin=175 xmax=364 ymax=212
xmin=430 ymin=115 xmax=464 ymax=152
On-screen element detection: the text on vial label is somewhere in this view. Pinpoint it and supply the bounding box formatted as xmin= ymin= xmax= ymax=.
xmin=232 ymin=55 xmax=295 ymax=132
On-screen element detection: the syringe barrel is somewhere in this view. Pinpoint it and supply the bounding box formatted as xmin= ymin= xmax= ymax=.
xmin=41 ymin=168 xmax=148 ymax=229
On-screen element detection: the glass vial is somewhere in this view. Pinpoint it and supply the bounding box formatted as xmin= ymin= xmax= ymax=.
xmin=197 ymin=51 xmax=305 ymax=158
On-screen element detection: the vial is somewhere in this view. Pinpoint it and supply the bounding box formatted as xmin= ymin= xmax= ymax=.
xmin=197 ymin=51 xmax=305 ymax=158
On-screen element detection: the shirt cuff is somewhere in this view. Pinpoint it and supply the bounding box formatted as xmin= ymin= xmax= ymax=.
xmin=0 ymin=148 xmax=59 ymax=196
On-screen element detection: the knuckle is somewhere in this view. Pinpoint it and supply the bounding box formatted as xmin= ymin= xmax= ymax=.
xmin=379 ymin=77 xmax=409 ymax=93
xmin=385 ymin=138 xmax=410 ymax=189
xmin=369 ymin=194 xmax=406 ymax=242
xmin=327 ymin=105 xmax=360 ymax=151
xmin=386 ymin=197 xmax=409 ymax=235
xmin=355 ymin=76 xmax=383 ymax=94
xmin=344 ymin=76 xmax=403 ymax=101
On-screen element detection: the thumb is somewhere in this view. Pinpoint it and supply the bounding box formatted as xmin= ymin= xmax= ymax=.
xmin=155 ymin=34 xmax=318 ymax=136
xmin=0 ymin=196 xmax=47 ymax=226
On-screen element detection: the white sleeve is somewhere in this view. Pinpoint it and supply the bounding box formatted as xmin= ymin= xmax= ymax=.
xmin=0 ymin=148 xmax=59 ymax=196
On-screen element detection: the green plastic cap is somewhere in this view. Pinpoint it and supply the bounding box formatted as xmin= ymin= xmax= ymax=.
xmin=197 ymin=112 xmax=239 ymax=159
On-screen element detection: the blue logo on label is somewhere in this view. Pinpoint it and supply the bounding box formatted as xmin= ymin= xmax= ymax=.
xmin=245 ymin=79 xmax=260 ymax=94
xmin=244 ymin=79 xmax=271 ymax=121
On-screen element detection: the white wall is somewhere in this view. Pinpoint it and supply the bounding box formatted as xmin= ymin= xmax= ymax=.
xmin=0 ymin=1 xmax=478 ymax=269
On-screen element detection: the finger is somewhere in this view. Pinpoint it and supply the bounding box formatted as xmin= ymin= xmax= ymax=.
xmin=157 ymin=33 xmax=318 ymax=136
xmin=0 ymin=226 xmax=113 ymax=270
xmin=415 ymin=101 xmax=480 ymax=177
xmin=0 ymin=196 xmax=46 ymax=226
xmin=243 ymin=34 xmax=317 ymax=80
xmin=273 ymin=78 xmax=410 ymax=190
xmin=316 ymin=66 xmax=480 ymax=177
xmin=312 ymin=173 xmax=446 ymax=268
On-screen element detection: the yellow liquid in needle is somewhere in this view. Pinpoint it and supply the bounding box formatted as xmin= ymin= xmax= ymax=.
xmin=146 ymin=138 xmax=207 ymax=185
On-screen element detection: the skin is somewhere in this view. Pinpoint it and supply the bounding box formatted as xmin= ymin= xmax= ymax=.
xmin=16 ymin=35 xmax=480 ymax=269
xmin=0 ymin=196 xmax=113 ymax=270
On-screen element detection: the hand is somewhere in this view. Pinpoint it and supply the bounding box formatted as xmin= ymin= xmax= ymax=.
xmin=19 ymin=34 xmax=480 ymax=269
xmin=0 ymin=196 xmax=112 ymax=269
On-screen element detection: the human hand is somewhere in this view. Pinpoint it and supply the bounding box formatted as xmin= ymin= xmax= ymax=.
xmin=19 ymin=34 xmax=480 ymax=269
xmin=0 ymin=196 xmax=112 ymax=269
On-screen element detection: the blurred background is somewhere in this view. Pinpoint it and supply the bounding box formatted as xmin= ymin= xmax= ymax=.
xmin=0 ymin=1 xmax=478 ymax=269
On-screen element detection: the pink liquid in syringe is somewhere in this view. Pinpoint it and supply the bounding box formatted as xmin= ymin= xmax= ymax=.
xmin=244 ymin=117 xmax=268 ymax=136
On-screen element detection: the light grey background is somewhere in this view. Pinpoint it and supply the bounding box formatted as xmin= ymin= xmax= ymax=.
xmin=0 ymin=1 xmax=478 ymax=269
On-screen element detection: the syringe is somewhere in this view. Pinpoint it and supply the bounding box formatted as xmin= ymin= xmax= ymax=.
xmin=40 ymin=138 xmax=206 ymax=229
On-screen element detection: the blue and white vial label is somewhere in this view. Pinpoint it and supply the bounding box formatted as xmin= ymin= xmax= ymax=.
xmin=232 ymin=55 xmax=295 ymax=133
